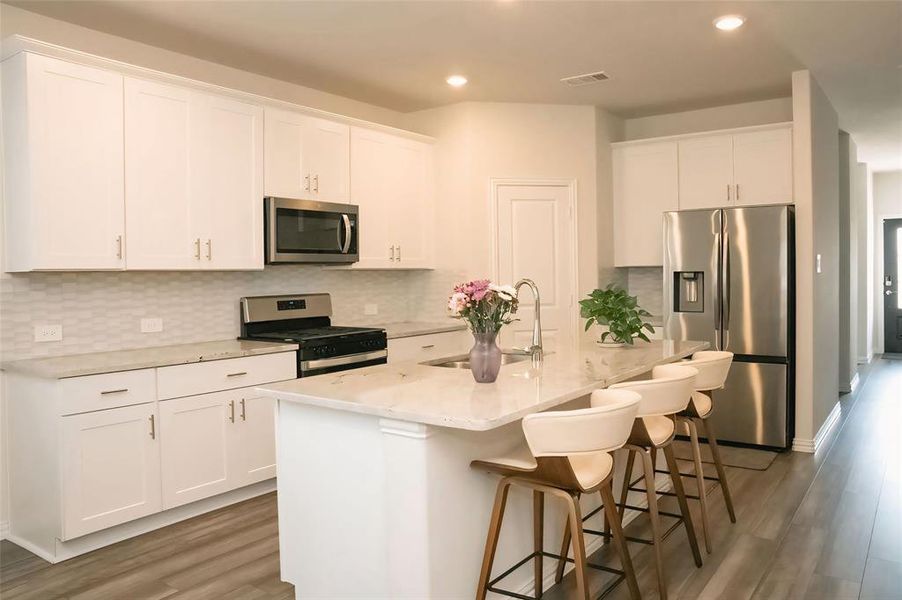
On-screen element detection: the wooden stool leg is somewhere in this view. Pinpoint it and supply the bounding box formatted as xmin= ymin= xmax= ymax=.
xmin=477 ymin=479 xmax=511 ymax=600
xmin=554 ymin=503 xmax=573 ymax=583
xmin=685 ymin=418 xmax=712 ymax=554
xmin=618 ymin=448 xmax=636 ymax=521
xmin=640 ymin=448 xmax=668 ymax=600
xmin=565 ymin=492 xmax=590 ymax=600
xmin=663 ymin=443 xmax=703 ymax=568
xmin=600 ymin=482 xmax=641 ymax=600
xmin=534 ymin=490 xmax=544 ymax=598
xmin=700 ymin=416 xmax=736 ymax=523
xmin=602 ymin=478 xmax=613 ymax=544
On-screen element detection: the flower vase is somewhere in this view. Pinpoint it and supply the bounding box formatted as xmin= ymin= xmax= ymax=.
xmin=469 ymin=331 xmax=502 ymax=383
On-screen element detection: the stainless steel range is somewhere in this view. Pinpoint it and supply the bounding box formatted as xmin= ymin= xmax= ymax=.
xmin=239 ymin=294 xmax=386 ymax=378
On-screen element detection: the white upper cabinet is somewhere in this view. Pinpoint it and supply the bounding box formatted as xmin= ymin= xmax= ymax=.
xmin=613 ymin=141 xmax=679 ymax=267
xmin=678 ymin=134 xmax=735 ymax=210
xmin=124 ymin=78 xmax=197 ymax=270
xmin=264 ymin=107 xmax=349 ymax=204
xmin=3 ymin=53 xmax=125 ymax=271
xmin=732 ymin=127 xmax=793 ymax=206
xmin=349 ymin=127 xmax=434 ymax=269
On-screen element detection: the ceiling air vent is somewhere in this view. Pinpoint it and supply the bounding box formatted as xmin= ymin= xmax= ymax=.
xmin=560 ymin=71 xmax=610 ymax=87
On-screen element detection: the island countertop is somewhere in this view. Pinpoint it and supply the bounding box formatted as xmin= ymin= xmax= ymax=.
xmin=256 ymin=339 xmax=707 ymax=431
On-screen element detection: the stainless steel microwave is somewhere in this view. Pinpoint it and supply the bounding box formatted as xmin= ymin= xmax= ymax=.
xmin=265 ymin=197 xmax=358 ymax=264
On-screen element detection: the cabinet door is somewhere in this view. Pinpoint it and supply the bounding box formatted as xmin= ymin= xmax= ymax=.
xmin=159 ymin=391 xmax=236 ymax=509
xmin=306 ymin=117 xmax=350 ymax=204
xmin=124 ymin=78 xmax=197 ymax=269
xmin=234 ymin=394 xmax=277 ymax=486
xmin=264 ymin=107 xmax=309 ymax=199
xmin=350 ymin=127 xmax=395 ymax=268
xmin=197 ymin=94 xmax=264 ymax=270
xmin=733 ymin=127 xmax=793 ymax=206
xmin=392 ymin=138 xmax=434 ymax=268
xmin=28 ymin=54 xmax=125 ymax=270
xmin=613 ymin=142 xmax=679 ymax=266
xmin=678 ymin=134 xmax=734 ymax=210
xmin=61 ymin=404 xmax=160 ymax=539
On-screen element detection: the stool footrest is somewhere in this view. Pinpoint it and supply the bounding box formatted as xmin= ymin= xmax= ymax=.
xmin=486 ymin=550 xmax=626 ymax=600
xmin=654 ymin=466 xmax=722 ymax=483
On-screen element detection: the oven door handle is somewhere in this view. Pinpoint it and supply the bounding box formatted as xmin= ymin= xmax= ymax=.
xmin=340 ymin=214 xmax=352 ymax=254
xmin=300 ymin=349 xmax=386 ymax=371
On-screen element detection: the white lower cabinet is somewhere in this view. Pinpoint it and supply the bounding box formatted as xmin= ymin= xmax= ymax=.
xmin=234 ymin=394 xmax=277 ymax=485
xmin=61 ymin=403 xmax=161 ymax=540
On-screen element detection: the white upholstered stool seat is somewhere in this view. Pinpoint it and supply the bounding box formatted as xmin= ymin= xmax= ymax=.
xmin=690 ymin=391 xmax=713 ymax=417
xmin=642 ymin=415 xmax=677 ymax=445
xmin=475 ymin=445 xmax=615 ymax=490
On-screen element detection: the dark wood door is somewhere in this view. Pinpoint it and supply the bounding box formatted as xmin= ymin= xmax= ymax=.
xmin=885 ymin=218 xmax=902 ymax=353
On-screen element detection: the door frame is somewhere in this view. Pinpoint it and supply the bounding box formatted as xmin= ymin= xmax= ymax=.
xmin=489 ymin=178 xmax=580 ymax=345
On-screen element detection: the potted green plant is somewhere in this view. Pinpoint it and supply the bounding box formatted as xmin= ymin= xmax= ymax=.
xmin=579 ymin=285 xmax=655 ymax=347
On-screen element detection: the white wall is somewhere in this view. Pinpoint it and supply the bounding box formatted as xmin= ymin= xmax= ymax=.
xmin=873 ymin=170 xmax=902 ymax=352
xmin=623 ymin=97 xmax=793 ymax=141
xmin=857 ymin=162 xmax=873 ymax=362
xmin=837 ymin=132 xmax=860 ymax=392
xmin=792 ymin=70 xmax=841 ymax=447
xmin=596 ymin=107 xmax=626 ymax=288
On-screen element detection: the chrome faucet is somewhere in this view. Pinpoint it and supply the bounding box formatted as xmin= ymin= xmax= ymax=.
xmin=513 ymin=278 xmax=543 ymax=361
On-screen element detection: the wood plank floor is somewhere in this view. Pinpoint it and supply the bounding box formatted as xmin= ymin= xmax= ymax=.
xmin=1 ymin=357 xmax=900 ymax=599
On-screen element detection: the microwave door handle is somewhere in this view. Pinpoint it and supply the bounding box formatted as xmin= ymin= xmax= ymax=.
xmin=341 ymin=214 xmax=352 ymax=254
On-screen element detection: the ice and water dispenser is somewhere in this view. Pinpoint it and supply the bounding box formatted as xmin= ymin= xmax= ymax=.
xmin=673 ymin=271 xmax=704 ymax=312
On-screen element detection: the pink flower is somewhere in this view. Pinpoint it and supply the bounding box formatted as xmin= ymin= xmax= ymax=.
xmin=448 ymin=292 xmax=469 ymax=316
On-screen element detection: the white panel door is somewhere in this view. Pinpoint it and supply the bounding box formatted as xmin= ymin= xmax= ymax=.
xmin=29 ymin=54 xmax=125 ymax=270
xmin=264 ymin=107 xmax=309 ymax=199
xmin=306 ymin=117 xmax=350 ymax=204
xmin=613 ymin=142 xmax=679 ymax=266
xmin=392 ymin=138 xmax=433 ymax=268
xmin=678 ymin=134 xmax=735 ymax=210
xmin=496 ymin=184 xmax=575 ymax=352
xmin=350 ymin=127 xmax=395 ymax=268
xmin=234 ymin=394 xmax=277 ymax=486
xmin=197 ymin=94 xmax=264 ymax=270
xmin=61 ymin=404 xmax=160 ymax=539
xmin=159 ymin=391 xmax=235 ymax=509
xmin=124 ymin=78 xmax=196 ymax=269
xmin=733 ymin=127 xmax=793 ymax=206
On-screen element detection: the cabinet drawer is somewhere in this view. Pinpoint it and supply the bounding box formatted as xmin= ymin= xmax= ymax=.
xmin=59 ymin=369 xmax=156 ymax=416
xmin=157 ymin=352 xmax=296 ymax=400
xmin=388 ymin=330 xmax=469 ymax=364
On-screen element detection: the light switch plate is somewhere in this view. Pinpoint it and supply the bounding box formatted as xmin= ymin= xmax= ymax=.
xmin=364 ymin=303 xmax=378 ymax=316
xmin=34 ymin=324 xmax=62 ymax=342
xmin=140 ymin=318 xmax=163 ymax=333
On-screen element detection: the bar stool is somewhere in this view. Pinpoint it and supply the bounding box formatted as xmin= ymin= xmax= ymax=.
xmin=472 ymin=389 xmax=643 ymax=600
xmin=673 ymin=351 xmax=736 ymax=554
xmin=605 ymin=364 xmax=704 ymax=600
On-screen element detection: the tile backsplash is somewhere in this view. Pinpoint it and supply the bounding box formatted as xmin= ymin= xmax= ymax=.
xmin=626 ymin=267 xmax=664 ymax=321
xmin=0 ymin=267 xmax=424 ymax=361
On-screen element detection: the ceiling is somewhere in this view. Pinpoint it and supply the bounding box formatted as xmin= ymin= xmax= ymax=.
xmin=6 ymin=0 xmax=902 ymax=170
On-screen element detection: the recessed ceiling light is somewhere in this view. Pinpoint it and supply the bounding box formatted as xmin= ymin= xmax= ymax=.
xmin=446 ymin=75 xmax=468 ymax=87
xmin=713 ymin=14 xmax=745 ymax=31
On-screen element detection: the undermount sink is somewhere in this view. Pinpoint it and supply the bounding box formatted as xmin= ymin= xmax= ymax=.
xmin=423 ymin=353 xmax=533 ymax=370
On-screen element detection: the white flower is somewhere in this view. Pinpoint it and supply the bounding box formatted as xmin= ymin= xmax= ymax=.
xmin=489 ymin=284 xmax=517 ymax=301
xmin=448 ymin=292 xmax=469 ymax=316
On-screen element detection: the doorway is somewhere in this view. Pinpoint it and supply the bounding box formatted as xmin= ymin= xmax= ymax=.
xmin=884 ymin=218 xmax=902 ymax=353
xmin=492 ymin=180 xmax=578 ymax=352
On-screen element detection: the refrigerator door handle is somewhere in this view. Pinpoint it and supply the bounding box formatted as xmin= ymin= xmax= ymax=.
xmin=722 ymin=228 xmax=731 ymax=350
xmin=714 ymin=230 xmax=722 ymax=351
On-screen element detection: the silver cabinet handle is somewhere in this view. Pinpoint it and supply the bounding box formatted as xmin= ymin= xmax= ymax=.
xmin=397 ymin=245 xmax=401 ymax=262
xmin=390 ymin=245 xmax=395 ymax=262
xmin=116 ymin=235 xmax=123 ymax=259
xmin=100 ymin=388 xmax=129 ymax=395
xmin=726 ymin=184 xmax=731 ymax=202
xmin=421 ymin=344 xmax=435 ymax=349
xmin=228 ymin=399 xmax=235 ymax=423
xmin=194 ymin=238 xmax=201 ymax=260
xmin=313 ymin=174 xmax=319 ymax=193
xmin=205 ymin=239 xmax=212 ymax=261
xmin=240 ymin=398 xmax=247 ymax=421
xmin=735 ymin=184 xmax=740 ymax=201
xmin=304 ymin=174 xmax=310 ymax=192
xmin=226 ymin=371 xmax=247 ymax=378
xmin=149 ymin=414 xmax=156 ymax=440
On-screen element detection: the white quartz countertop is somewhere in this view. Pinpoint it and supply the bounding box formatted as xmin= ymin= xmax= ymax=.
xmin=372 ymin=320 xmax=467 ymax=339
xmin=2 ymin=339 xmax=299 ymax=379
xmin=257 ymin=339 xmax=707 ymax=431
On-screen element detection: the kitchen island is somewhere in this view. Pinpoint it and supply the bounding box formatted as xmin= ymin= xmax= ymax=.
xmin=256 ymin=339 xmax=707 ymax=598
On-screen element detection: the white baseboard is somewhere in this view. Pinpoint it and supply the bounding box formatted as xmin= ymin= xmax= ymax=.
xmin=0 ymin=520 xmax=9 ymax=541
xmin=792 ymin=401 xmax=842 ymax=454
xmin=850 ymin=372 xmax=860 ymax=393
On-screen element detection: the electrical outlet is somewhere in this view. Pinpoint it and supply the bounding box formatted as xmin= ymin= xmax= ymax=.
xmin=140 ymin=318 xmax=163 ymax=333
xmin=34 ymin=324 xmax=62 ymax=342
xmin=364 ymin=303 xmax=378 ymax=316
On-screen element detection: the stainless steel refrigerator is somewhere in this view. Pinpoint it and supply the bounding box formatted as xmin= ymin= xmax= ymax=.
xmin=664 ymin=205 xmax=794 ymax=449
